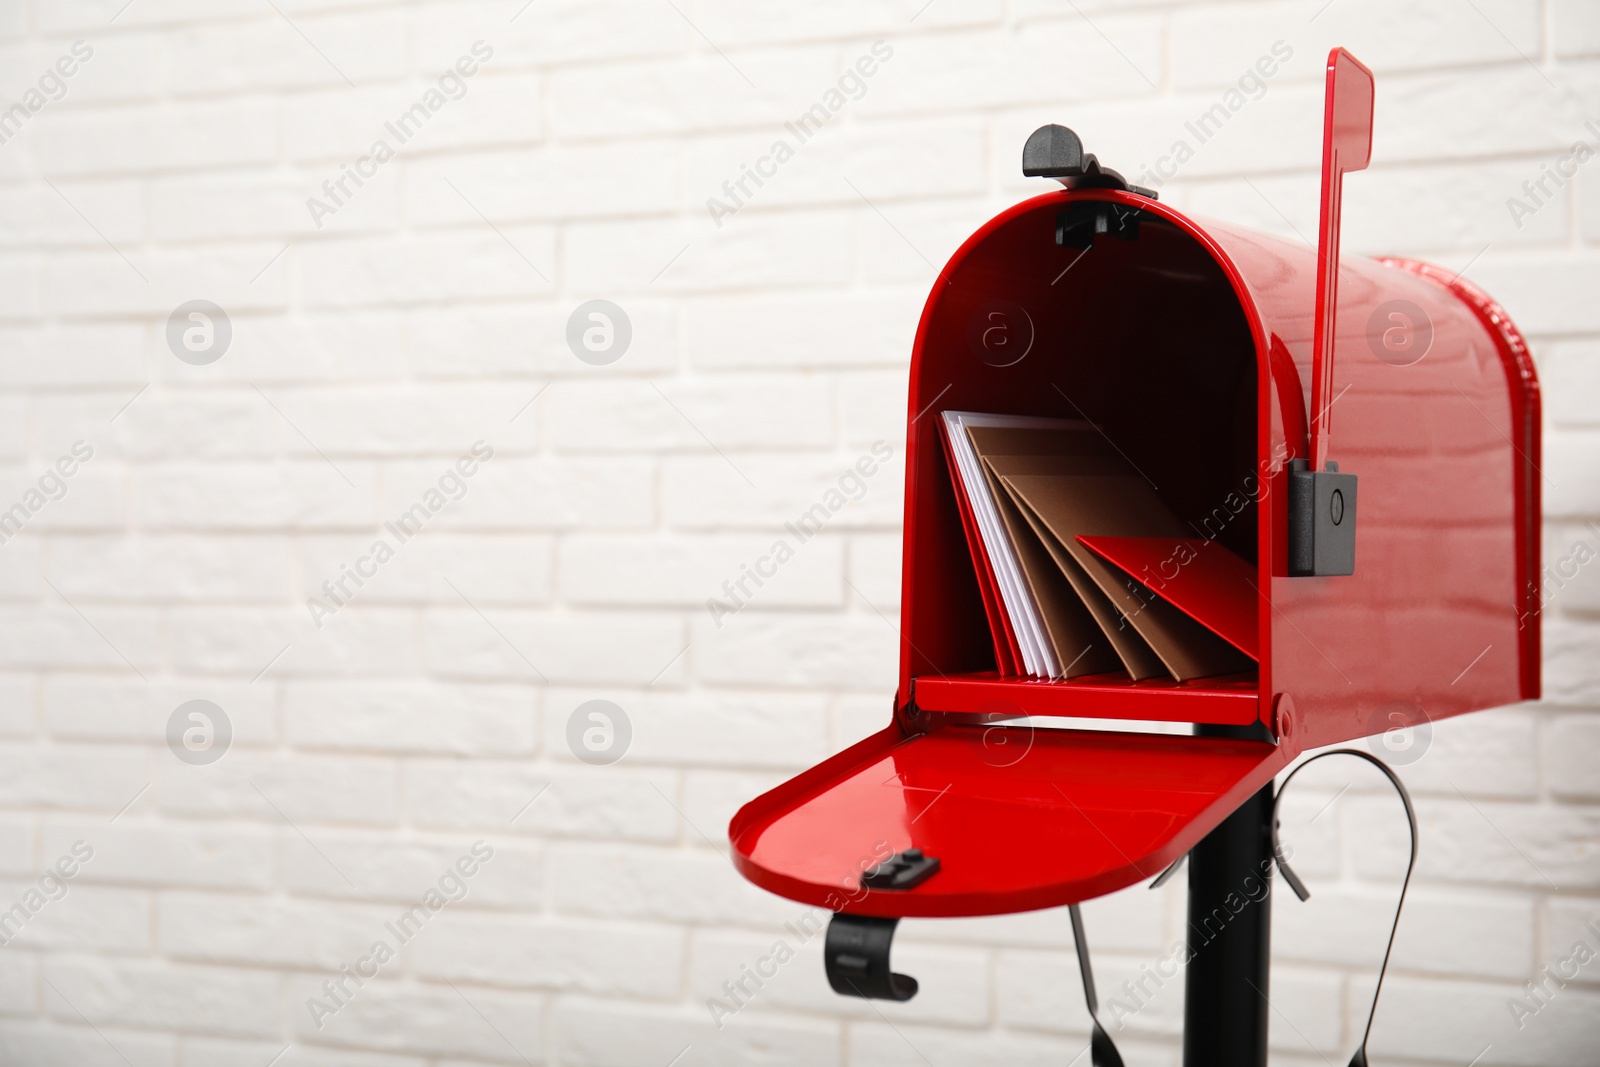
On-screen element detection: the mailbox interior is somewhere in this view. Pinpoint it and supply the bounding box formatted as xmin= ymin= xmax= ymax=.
xmin=902 ymin=191 xmax=1267 ymax=728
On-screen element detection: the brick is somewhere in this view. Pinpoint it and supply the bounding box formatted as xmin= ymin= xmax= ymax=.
xmin=137 ymin=463 xmax=378 ymax=530
xmin=283 ymin=74 xmax=540 ymax=164
xmin=847 ymin=1022 xmax=1077 ymax=1067
xmin=563 ymin=210 xmax=855 ymax=294
xmin=157 ymin=752 xmax=398 ymax=825
xmin=0 ymin=179 xmax=144 ymax=247
xmin=1545 ymin=713 xmax=1600 ymax=800
xmin=421 ymin=608 xmax=685 ymax=686
xmin=0 ymin=538 xmax=41 ymax=604
xmin=662 ymin=448 xmax=904 ymax=529
xmin=280 ymin=832 xmax=542 ymax=909
xmin=684 ymin=118 xmax=988 ymax=216
xmin=157 ymin=311 xmax=406 ymax=386
xmin=545 ymin=375 xmax=834 ymax=453
xmin=166 ymin=606 xmax=414 ymax=678
xmin=414 ymin=0 xmax=690 ymax=70
xmin=159 ymin=891 xmax=390 ymax=968
xmin=1543 ymin=618 xmax=1600 ymax=705
xmin=553 ymin=997 xmax=839 ymax=1067
xmin=0 ymin=322 xmax=143 ymax=386
xmin=285 ymin=679 xmax=537 ymax=756
xmin=683 ymin=291 xmax=920 ymax=371
xmin=837 ymin=370 xmax=908 ymax=449
xmin=42 ymin=958 xmax=278 ymax=1038
xmin=847 ymin=533 xmax=901 ymax=610
xmin=0 ymin=744 xmax=148 ymax=810
xmin=289 ymin=981 xmax=543 ymax=1061
xmin=542 ymin=686 xmax=830 ymax=768
xmin=1277 ymin=885 xmax=1534 ymax=981
xmin=296 ymin=228 xmax=556 ymax=308
xmin=558 ymin=533 xmax=843 ymax=610
xmin=1363 ymin=975 xmax=1600 ymax=1064
xmin=402 ymin=761 xmax=678 ymax=843
xmin=1543 ymin=341 xmax=1600 ymax=427
xmin=36 ymin=100 xmax=277 ymax=175
xmin=0 ymin=1021 xmax=172 ymax=1067
xmin=179 ymin=1037 xmax=426 ymax=1067
xmin=1553 ymin=0 xmax=1600 ymax=59
xmin=690 ymin=611 xmax=897 ymax=690
xmin=382 ymin=457 xmax=653 ymax=530
xmin=404 ymin=143 xmax=679 ymax=227
xmin=1347 ymin=794 xmax=1600 ymax=891
xmin=1540 ymin=897 xmax=1600 ymax=980
xmin=1543 ymin=429 xmax=1600 ymax=517
xmin=1170 ymin=0 xmax=1539 ymax=89
xmin=857 ymin=18 xmax=1161 ymax=118
xmin=298 ymin=533 xmax=553 ymax=609
xmin=46 ymin=534 xmax=293 ymax=603
xmin=0 ymin=881 xmax=150 ymax=952
xmin=166 ymin=11 xmax=410 ymax=96
xmin=42 ymin=677 xmax=276 ymax=745
xmin=42 ymin=821 xmax=273 ymax=890
xmin=406 ymin=301 xmax=677 ymax=380
xmin=150 ymin=167 xmax=402 ymax=242
xmin=690 ymin=0 xmax=1002 ymax=46
xmin=546 ymin=842 xmax=795 ymax=927
xmin=0 ymin=951 xmax=32 ymax=1015
xmin=411 ymin=911 xmax=682 ymax=997
xmin=550 ymin=48 xmax=837 ymax=140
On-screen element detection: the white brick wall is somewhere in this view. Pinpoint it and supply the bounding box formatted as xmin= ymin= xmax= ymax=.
xmin=0 ymin=1 xmax=1595 ymax=1064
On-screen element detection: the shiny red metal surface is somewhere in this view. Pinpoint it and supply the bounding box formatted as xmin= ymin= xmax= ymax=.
xmin=730 ymin=723 xmax=1295 ymax=918
xmin=729 ymin=58 xmax=1540 ymax=918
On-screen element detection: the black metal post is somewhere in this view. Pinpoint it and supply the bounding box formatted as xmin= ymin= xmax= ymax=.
xmin=1182 ymin=778 xmax=1275 ymax=1067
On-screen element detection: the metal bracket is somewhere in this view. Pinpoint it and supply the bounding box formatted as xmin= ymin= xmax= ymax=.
xmin=824 ymin=914 xmax=918 ymax=1001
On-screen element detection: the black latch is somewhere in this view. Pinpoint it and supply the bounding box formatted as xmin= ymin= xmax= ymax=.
xmin=824 ymin=914 xmax=918 ymax=1001
xmin=861 ymin=848 xmax=940 ymax=890
xmin=1023 ymin=124 xmax=1157 ymax=199
xmin=1288 ymin=459 xmax=1357 ymax=576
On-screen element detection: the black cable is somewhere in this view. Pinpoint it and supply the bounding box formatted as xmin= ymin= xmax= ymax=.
xmin=1271 ymin=749 xmax=1419 ymax=1067
xmin=1069 ymin=903 xmax=1125 ymax=1067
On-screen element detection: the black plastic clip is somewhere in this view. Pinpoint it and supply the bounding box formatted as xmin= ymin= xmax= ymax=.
xmin=1022 ymin=124 xmax=1157 ymax=199
xmin=825 ymin=914 xmax=917 ymax=1001
xmin=861 ymin=848 xmax=940 ymax=890
xmin=1056 ymin=200 xmax=1145 ymax=249
xmin=1288 ymin=459 xmax=1357 ymax=576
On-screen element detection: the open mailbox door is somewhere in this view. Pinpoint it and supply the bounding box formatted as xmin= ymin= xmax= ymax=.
xmin=729 ymin=42 xmax=1540 ymax=973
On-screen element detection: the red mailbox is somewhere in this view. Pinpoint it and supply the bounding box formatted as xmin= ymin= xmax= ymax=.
xmin=730 ymin=50 xmax=1539 ymax=934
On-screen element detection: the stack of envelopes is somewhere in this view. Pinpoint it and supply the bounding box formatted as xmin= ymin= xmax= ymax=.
xmin=940 ymin=411 xmax=1258 ymax=682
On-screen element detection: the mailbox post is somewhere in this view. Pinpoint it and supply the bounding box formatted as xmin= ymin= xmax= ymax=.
xmin=728 ymin=48 xmax=1540 ymax=1065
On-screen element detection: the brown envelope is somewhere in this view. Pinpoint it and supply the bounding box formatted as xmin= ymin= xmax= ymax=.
xmin=979 ymin=454 xmax=1145 ymax=678
xmin=1002 ymin=473 xmax=1256 ymax=682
